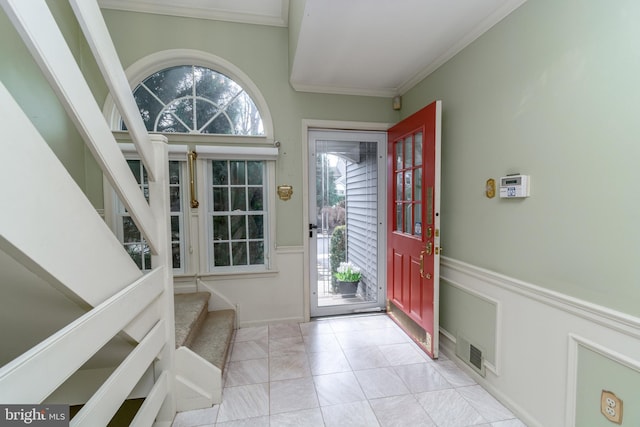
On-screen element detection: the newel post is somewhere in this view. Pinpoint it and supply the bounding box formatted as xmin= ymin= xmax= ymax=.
xmin=148 ymin=134 xmax=177 ymax=423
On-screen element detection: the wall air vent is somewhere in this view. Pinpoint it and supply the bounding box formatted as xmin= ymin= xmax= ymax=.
xmin=469 ymin=344 xmax=483 ymax=371
xmin=455 ymin=334 xmax=486 ymax=377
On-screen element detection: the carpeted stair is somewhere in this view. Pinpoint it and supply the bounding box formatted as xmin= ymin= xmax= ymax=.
xmin=174 ymin=292 xmax=235 ymax=371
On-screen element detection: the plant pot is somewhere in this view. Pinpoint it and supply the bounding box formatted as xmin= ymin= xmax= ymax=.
xmin=337 ymin=280 xmax=358 ymax=298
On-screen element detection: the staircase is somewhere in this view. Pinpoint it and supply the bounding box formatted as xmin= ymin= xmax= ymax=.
xmin=174 ymin=293 xmax=236 ymax=410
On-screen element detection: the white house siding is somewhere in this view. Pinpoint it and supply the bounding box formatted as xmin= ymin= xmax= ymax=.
xmin=345 ymin=142 xmax=378 ymax=301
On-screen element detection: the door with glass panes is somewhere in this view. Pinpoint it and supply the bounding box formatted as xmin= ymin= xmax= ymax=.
xmin=387 ymin=101 xmax=442 ymax=359
xmin=308 ymin=130 xmax=386 ymax=317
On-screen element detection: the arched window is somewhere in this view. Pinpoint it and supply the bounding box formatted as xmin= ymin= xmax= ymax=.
xmin=127 ymin=65 xmax=264 ymax=135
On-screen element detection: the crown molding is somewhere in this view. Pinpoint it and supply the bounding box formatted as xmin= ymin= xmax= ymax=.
xmin=98 ymin=0 xmax=289 ymax=27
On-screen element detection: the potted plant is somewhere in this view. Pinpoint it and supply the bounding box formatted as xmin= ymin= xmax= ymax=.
xmin=334 ymin=261 xmax=361 ymax=298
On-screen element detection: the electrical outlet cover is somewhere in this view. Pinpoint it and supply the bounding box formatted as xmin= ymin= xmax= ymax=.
xmin=601 ymin=390 xmax=623 ymax=424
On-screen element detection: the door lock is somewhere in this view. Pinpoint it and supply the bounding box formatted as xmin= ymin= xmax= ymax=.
xmin=425 ymin=241 xmax=433 ymax=256
xmin=309 ymin=223 xmax=318 ymax=238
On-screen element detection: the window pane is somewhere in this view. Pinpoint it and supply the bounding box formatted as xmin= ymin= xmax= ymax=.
xmin=414 ymin=205 xmax=422 ymax=236
xmin=230 ymin=161 xmax=245 ymax=185
xmin=170 ymin=186 xmax=181 ymax=211
xmin=232 ymin=241 xmax=247 ymax=265
xmin=195 ymin=97 xmax=226 ymax=133
xmin=131 ymin=87 xmax=163 ymax=132
xmin=144 ymin=66 xmax=192 ymax=103
xmin=213 ymin=216 xmax=229 ymax=240
xmin=230 ymin=215 xmax=246 ymax=239
xmin=171 ymin=216 xmax=180 ymax=241
xmin=414 ymin=169 xmax=422 ymax=202
xmin=415 ymin=132 xmax=423 ymax=166
xmin=128 ymin=160 xmax=141 ymax=184
xmin=396 ymin=203 xmax=402 ymax=231
xmin=122 ymin=217 xmax=140 ymax=242
xmin=231 ymin=188 xmax=246 ymax=211
xmin=213 ymin=188 xmax=228 ymax=211
xmin=212 ymin=161 xmax=228 ymax=185
xmin=404 ymin=204 xmax=412 ymax=234
xmin=249 ymin=241 xmax=264 ymax=265
xmin=228 ymin=92 xmax=264 ymax=135
xmin=247 ymin=161 xmax=263 ymax=185
xmin=248 ymin=187 xmax=263 ymax=211
xmin=396 ymin=141 xmax=403 ymax=170
xmin=214 ymin=242 xmax=230 ymax=266
xmin=248 ymin=215 xmax=264 ymax=239
xmin=125 ymin=244 xmax=143 ymax=269
xmin=156 ymin=110 xmax=189 ymax=133
xmin=172 ymin=243 xmax=180 ymax=269
xmin=143 ymin=245 xmax=151 ymax=269
xmin=404 ymin=172 xmax=412 ymax=201
xmin=169 ymin=161 xmax=180 ymax=184
xmin=404 ymin=136 xmax=412 ymax=168
xmin=195 ymin=67 xmax=240 ymax=105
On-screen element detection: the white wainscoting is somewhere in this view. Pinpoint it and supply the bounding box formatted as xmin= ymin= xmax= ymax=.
xmin=439 ymin=257 xmax=640 ymax=427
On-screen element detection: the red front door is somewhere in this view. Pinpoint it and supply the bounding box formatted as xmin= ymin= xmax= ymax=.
xmin=387 ymin=100 xmax=442 ymax=359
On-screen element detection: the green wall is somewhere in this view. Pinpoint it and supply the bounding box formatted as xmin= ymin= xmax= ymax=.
xmin=101 ymin=9 xmax=397 ymax=246
xmin=0 ymin=2 xmax=88 ymax=189
xmin=1 ymin=5 xmax=397 ymax=245
xmin=403 ymin=0 xmax=640 ymax=317
xmin=439 ymin=280 xmax=496 ymax=366
xmin=576 ymin=345 xmax=640 ymax=426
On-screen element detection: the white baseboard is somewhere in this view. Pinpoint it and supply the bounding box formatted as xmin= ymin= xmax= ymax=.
xmin=439 ymin=331 xmax=541 ymax=427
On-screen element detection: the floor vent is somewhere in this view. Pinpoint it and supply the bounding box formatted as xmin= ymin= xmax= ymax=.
xmin=455 ymin=335 xmax=486 ymax=377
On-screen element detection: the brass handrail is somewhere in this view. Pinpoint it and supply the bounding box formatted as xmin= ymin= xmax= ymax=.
xmin=188 ymin=150 xmax=199 ymax=208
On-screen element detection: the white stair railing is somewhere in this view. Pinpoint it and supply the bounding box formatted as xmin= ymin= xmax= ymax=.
xmin=0 ymin=0 xmax=176 ymax=425
xmin=1 ymin=0 xmax=160 ymax=254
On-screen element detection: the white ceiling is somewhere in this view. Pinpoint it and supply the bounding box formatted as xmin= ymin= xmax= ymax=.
xmin=99 ymin=0 xmax=527 ymax=97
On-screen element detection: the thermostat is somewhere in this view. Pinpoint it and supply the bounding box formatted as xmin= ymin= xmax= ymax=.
xmin=499 ymin=174 xmax=530 ymax=198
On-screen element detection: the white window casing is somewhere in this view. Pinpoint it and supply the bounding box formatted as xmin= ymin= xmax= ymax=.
xmin=103 ymin=50 xmax=277 ymax=278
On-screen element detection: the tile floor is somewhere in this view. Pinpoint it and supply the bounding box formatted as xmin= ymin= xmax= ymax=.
xmin=172 ymin=314 xmax=526 ymax=427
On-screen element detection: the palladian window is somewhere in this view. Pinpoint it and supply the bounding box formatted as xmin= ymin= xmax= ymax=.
xmin=108 ymin=61 xmax=274 ymax=275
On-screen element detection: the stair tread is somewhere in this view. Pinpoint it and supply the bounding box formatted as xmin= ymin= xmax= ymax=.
xmin=188 ymin=309 xmax=236 ymax=370
xmin=174 ymin=292 xmax=211 ymax=348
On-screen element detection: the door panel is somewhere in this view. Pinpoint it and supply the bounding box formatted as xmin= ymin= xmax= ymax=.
xmin=392 ymin=251 xmax=404 ymax=310
xmin=387 ymin=100 xmax=442 ymax=358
